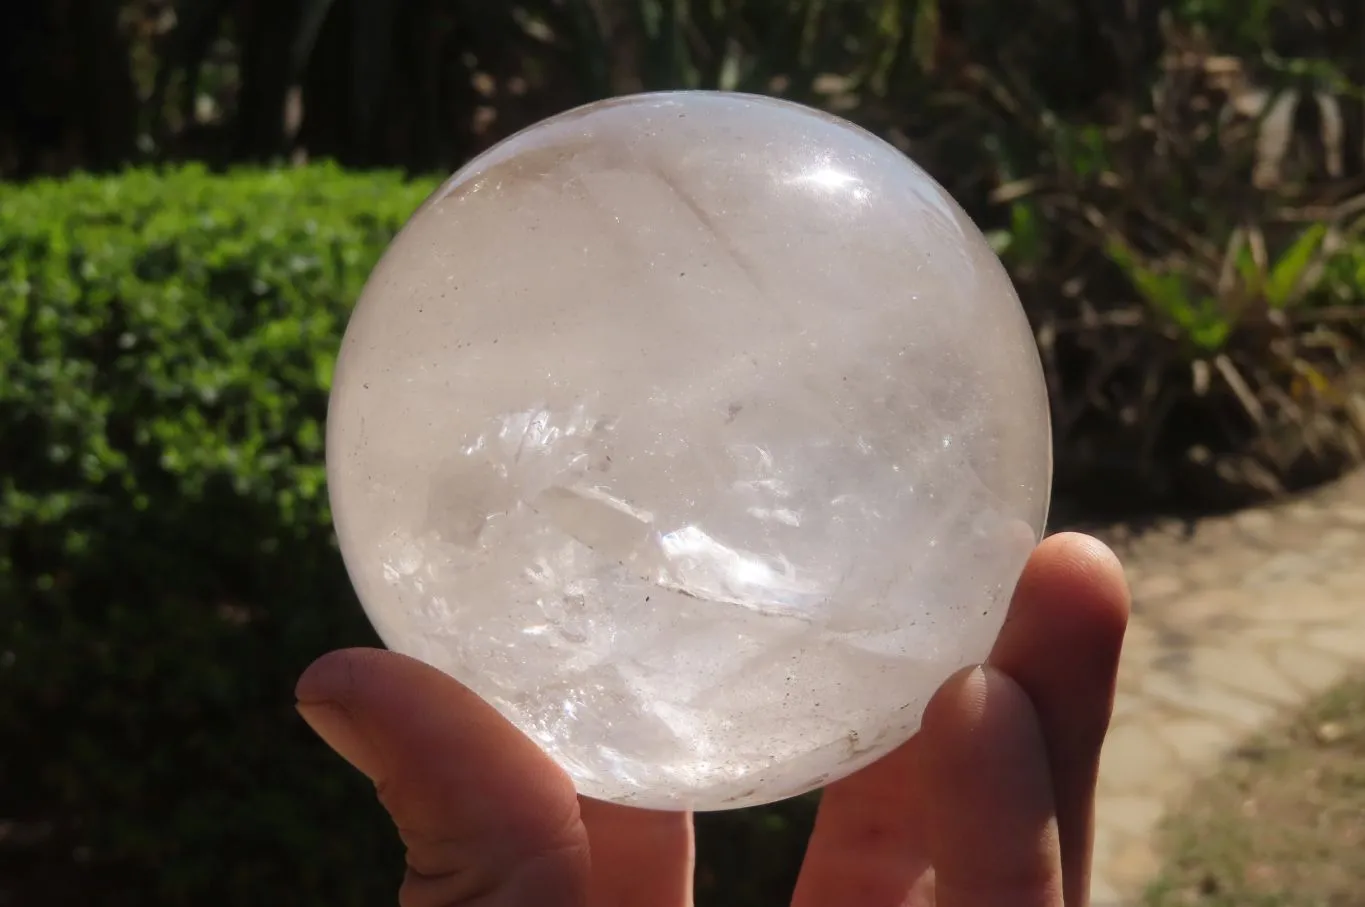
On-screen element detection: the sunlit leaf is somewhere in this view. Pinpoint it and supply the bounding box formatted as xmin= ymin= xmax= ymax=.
xmin=1106 ymin=238 xmax=1233 ymax=351
xmin=1266 ymin=223 xmax=1329 ymax=308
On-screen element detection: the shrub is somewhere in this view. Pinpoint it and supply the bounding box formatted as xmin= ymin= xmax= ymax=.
xmin=948 ymin=25 xmax=1365 ymax=510
xmin=9 ymin=2 xmax=1365 ymax=506
xmin=0 ymin=164 xmax=436 ymax=906
xmin=0 ymin=162 xmax=823 ymax=907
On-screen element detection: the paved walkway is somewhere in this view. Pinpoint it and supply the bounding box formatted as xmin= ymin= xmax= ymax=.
xmin=1078 ymin=468 xmax=1365 ymax=903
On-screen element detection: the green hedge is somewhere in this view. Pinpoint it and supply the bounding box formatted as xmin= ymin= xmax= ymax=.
xmin=0 ymin=164 xmax=436 ymax=906
xmin=0 ymin=163 xmax=824 ymax=907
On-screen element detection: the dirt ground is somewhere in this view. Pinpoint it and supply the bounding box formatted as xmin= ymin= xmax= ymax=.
xmin=1143 ymin=673 xmax=1365 ymax=907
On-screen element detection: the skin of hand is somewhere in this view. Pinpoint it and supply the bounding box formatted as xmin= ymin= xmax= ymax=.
xmin=296 ymin=532 xmax=1129 ymax=907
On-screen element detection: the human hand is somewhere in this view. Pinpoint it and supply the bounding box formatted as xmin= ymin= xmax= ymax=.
xmin=296 ymin=531 xmax=1129 ymax=907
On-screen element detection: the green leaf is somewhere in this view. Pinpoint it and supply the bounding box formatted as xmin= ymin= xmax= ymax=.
xmin=911 ymin=0 xmax=940 ymax=73
xmin=1106 ymin=238 xmax=1232 ymax=351
xmin=1266 ymin=223 xmax=1328 ymax=308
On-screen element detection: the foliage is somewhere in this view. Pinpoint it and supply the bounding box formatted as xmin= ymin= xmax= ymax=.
xmin=5 ymin=0 xmax=1365 ymax=505
xmin=0 ymin=164 xmax=435 ymax=906
xmin=0 ymin=162 xmax=822 ymax=907
xmin=898 ymin=0 xmax=1365 ymax=507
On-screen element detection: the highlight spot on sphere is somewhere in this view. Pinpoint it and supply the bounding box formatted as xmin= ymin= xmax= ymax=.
xmin=325 ymin=91 xmax=1052 ymax=811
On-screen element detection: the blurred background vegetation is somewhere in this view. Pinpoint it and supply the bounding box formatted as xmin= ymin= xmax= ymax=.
xmin=1 ymin=1 xmax=1363 ymax=905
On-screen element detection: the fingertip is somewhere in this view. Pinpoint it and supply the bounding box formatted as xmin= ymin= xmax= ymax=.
xmin=293 ymin=645 xmax=582 ymax=838
xmin=921 ymin=665 xmax=1063 ymax=907
xmin=921 ymin=665 xmax=1044 ymax=770
xmin=1035 ymin=531 xmax=1126 ymax=587
xmin=997 ymin=532 xmax=1130 ymax=671
xmin=1027 ymin=533 xmax=1130 ymax=620
xmin=295 ymin=646 xmax=389 ymax=704
xmin=293 ymin=647 xmax=590 ymax=905
xmin=921 ymin=664 xmax=987 ymax=739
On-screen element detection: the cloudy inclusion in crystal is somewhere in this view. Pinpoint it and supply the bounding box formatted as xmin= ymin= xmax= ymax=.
xmin=325 ymin=91 xmax=1052 ymax=811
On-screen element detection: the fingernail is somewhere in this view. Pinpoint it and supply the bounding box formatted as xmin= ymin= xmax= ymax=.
xmin=296 ymin=701 xmax=383 ymax=780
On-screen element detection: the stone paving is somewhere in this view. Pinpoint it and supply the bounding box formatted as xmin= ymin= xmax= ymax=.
xmin=1073 ymin=468 xmax=1365 ymax=903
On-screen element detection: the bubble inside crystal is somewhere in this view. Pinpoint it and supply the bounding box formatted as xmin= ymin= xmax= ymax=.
xmin=325 ymin=91 xmax=1052 ymax=811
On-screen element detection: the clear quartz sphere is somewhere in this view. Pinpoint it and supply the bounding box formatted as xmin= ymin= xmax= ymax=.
xmin=326 ymin=91 xmax=1052 ymax=812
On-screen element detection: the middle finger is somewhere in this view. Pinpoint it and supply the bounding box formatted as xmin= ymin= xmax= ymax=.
xmin=579 ymin=798 xmax=695 ymax=907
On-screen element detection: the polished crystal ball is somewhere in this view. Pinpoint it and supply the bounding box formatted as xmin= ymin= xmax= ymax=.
xmin=326 ymin=91 xmax=1051 ymax=811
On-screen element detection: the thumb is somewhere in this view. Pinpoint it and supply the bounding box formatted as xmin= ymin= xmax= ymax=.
xmin=295 ymin=647 xmax=590 ymax=907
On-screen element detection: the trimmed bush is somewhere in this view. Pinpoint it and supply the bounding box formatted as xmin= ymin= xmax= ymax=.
xmin=0 ymin=162 xmax=822 ymax=907
xmin=0 ymin=164 xmax=436 ymax=906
